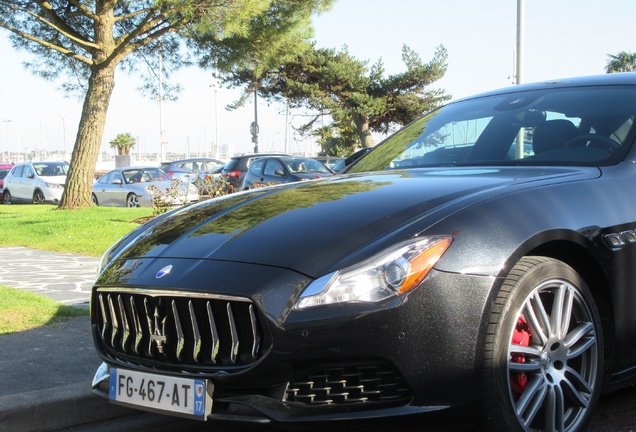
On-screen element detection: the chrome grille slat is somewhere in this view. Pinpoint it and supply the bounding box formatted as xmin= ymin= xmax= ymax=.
xmin=107 ymin=294 xmax=119 ymax=348
xmin=226 ymin=302 xmax=239 ymax=364
xmin=188 ymin=300 xmax=202 ymax=362
xmin=117 ymin=295 xmax=130 ymax=353
xmin=248 ymin=304 xmax=260 ymax=361
xmin=172 ymin=300 xmax=185 ymax=360
xmin=98 ymin=294 xmax=109 ymax=341
xmin=95 ymin=288 xmax=263 ymax=369
xmin=206 ymin=302 xmax=220 ymax=364
xmin=129 ymin=297 xmax=143 ymax=355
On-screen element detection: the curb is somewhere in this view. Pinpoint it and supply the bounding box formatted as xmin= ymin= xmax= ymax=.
xmin=0 ymin=382 xmax=136 ymax=432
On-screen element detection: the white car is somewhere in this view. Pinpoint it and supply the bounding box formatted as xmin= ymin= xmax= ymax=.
xmin=3 ymin=161 xmax=69 ymax=204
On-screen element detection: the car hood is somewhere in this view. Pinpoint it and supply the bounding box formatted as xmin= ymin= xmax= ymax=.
xmin=106 ymin=166 xmax=599 ymax=278
xmin=39 ymin=175 xmax=67 ymax=185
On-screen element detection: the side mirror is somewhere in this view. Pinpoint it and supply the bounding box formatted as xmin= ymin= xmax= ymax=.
xmin=27 ymin=173 xmax=35 ymax=179
xmin=274 ymin=169 xmax=285 ymax=177
xmin=111 ymin=179 xmax=122 ymax=185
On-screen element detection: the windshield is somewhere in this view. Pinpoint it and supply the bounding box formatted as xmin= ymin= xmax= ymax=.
xmin=350 ymin=86 xmax=636 ymax=173
xmin=285 ymin=158 xmax=332 ymax=174
xmin=33 ymin=162 xmax=69 ymax=176
xmin=123 ymin=168 xmax=170 ymax=184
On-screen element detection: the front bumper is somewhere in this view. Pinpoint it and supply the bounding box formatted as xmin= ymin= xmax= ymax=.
xmin=91 ymin=262 xmax=496 ymax=423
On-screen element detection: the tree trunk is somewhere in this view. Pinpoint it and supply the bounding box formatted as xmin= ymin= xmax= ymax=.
xmin=352 ymin=113 xmax=375 ymax=148
xmin=59 ymin=65 xmax=116 ymax=209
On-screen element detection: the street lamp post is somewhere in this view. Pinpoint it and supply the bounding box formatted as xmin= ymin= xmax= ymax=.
xmin=516 ymin=0 xmax=525 ymax=85
xmin=251 ymin=89 xmax=259 ymax=153
xmin=2 ymin=119 xmax=12 ymax=162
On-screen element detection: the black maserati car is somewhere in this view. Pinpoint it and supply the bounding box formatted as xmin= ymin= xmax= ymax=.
xmin=92 ymin=73 xmax=636 ymax=431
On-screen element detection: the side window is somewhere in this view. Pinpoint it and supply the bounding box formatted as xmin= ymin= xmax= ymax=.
xmin=264 ymin=160 xmax=285 ymax=176
xmin=106 ymin=172 xmax=122 ymax=184
xmin=12 ymin=165 xmax=24 ymax=178
xmin=22 ymin=165 xmax=34 ymax=178
xmin=249 ymin=159 xmax=265 ymax=175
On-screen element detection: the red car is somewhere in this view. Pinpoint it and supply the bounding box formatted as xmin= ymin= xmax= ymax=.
xmin=0 ymin=163 xmax=14 ymax=202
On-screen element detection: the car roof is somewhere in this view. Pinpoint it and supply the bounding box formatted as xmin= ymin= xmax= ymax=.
xmin=161 ymin=158 xmax=223 ymax=164
xmin=455 ymin=73 xmax=636 ymax=103
xmin=231 ymin=153 xmax=289 ymax=160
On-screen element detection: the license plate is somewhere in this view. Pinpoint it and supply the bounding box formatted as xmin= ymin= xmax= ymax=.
xmin=109 ymin=368 xmax=212 ymax=419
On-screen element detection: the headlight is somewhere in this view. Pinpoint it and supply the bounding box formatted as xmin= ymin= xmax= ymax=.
xmin=45 ymin=182 xmax=63 ymax=189
xmin=295 ymin=235 xmax=453 ymax=309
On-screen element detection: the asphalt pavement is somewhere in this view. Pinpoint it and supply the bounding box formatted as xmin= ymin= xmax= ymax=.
xmin=0 ymin=247 xmax=137 ymax=432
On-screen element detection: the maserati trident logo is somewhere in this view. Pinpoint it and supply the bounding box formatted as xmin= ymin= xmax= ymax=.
xmin=155 ymin=265 xmax=173 ymax=279
xmin=147 ymin=306 xmax=168 ymax=354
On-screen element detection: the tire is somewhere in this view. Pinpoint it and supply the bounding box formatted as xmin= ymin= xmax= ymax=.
xmin=482 ymin=256 xmax=603 ymax=432
xmin=92 ymin=193 xmax=99 ymax=206
xmin=3 ymin=190 xmax=11 ymax=205
xmin=33 ymin=190 xmax=45 ymax=204
xmin=126 ymin=193 xmax=139 ymax=208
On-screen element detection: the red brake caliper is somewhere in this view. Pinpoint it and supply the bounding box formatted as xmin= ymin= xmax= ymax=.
xmin=510 ymin=316 xmax=531 ymax=400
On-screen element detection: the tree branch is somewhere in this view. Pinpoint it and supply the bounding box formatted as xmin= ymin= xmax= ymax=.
xmin=0 ymin=22 xmax=92 ymax=65
xmin=66 ymin=0 xmax=98 ymax=20
xmin=114 ymin=7 xmax=153 ymax=23
xmin=32 ymin=1 xmax=99 ymax=51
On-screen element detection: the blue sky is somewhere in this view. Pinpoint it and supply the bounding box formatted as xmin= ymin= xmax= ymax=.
xmin=1 ymin=0 xmax=635 ymax=159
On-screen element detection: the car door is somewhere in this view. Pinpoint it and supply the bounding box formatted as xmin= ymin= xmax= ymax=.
xmin=243 ymin=159 xmax=266 ymax=189
xmin=15 ymin=164 xmax=35 ymax=200
xmin=261 ymin=159 xmax=287 ymax=185
xmin=95 ymin=171 xmax=126 ymax=206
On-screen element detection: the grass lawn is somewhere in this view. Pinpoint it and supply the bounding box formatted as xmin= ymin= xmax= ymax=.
xmin=0 ymin=204 xmax=153 ymax=331
xmin=0 ymin=285 xmax=89 ymax=334
xmin=0 ymin=204 xmax=153 ymax=257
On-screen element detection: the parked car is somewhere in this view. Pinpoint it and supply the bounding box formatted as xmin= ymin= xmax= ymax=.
xmin=3 ymin=161 xmax=68 ymax=204
xmin=332 ymin=147 xmax=373 ymax=172
xmin=0 ymin=163 xmax=14 ymax=202
xmin=242 ymin=156 xmax=333 ymax=189
xmin=92 ymin=166 xmax=198 ymax=208
xmin=159 ymin=158 xmax=225 ymax=183
xmin=313 ymin=156 xmax=344 ymax=172
xmin=220 ymin=153 xmax=288 ymax=192
xmin=91 ymin=73 xmax=636 ymax=431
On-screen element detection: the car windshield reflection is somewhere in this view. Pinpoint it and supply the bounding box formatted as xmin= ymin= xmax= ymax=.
xmin=350 ymin=86 xmax=636 ymax=173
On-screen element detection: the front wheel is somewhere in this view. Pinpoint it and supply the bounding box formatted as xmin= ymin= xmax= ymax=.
xmin=126 ymin=193 xmax=139 ymax=208
xmin=3 ymin=190 xmax=11 ymax=205
xmin=33 ymin=190 xmax=45 ymax=204
xmin=91 ymin=193 xmax=99 ymax=206
xmin=482 ymin=256 xmax=603 ymax=432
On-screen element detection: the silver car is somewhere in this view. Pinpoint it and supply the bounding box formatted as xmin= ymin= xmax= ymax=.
xmin=92 ymin=166 xmax=199 ymax=208
xmin=3 ymin=161 xmax=69 ymax=204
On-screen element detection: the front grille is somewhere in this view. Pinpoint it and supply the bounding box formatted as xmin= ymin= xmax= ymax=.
xmin=285 ymin=362 xmax=412 ymax=406
xmin=95 ymin=288 xmax=263 ymax=369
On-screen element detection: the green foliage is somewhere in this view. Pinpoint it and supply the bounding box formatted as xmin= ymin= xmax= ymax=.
xmin=109 ymin=132 xmax=136 ymax=156
xmin=195 ymin=0 xmax=334 ymax=83
xmin=0 ymin=0 xmax=333 ymax=209
xmin=195 ymin=173 xmax=232 ymax=199
xmin=224 ymin=42 xmax=450 ymax=155
xmin=606 ymin=51 xmax=636 ymax=73
xmin=147 ymin=176 xmax=231 ymax=215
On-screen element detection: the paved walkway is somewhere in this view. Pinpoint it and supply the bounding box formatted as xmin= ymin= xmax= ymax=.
xmin=0 ymin=246 xmax=98 ymax=306
xmin=0 ymin=247 xmax=137 ymax=432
